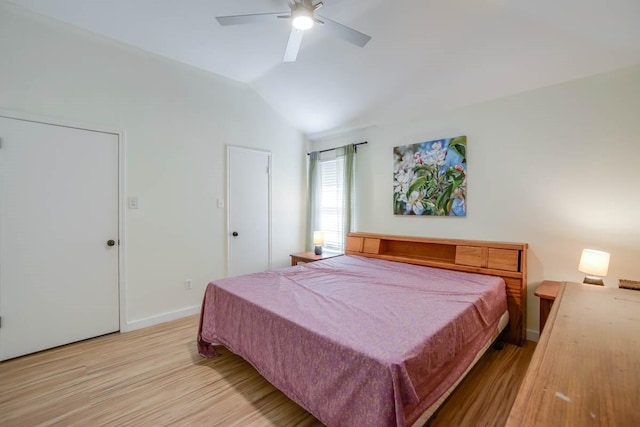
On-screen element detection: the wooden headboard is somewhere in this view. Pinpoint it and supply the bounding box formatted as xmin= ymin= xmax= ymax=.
xmin=345 ymin=232 xmax=528 ymax=346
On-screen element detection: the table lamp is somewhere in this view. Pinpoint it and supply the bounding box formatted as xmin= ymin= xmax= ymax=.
xmin=578 ymin=248 xmax=610 ymax=286
xmin=313 ymin=231 xmax=324 ymax=255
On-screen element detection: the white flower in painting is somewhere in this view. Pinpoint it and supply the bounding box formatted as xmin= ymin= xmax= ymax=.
xmin=406 ymin=190 xmax=425 ymax=215
xmin=394 ymin=168 xmax=414 ymax=194
xmin=402 ymin=152 xmax=416 ymax=169
xmin=425 ymin=143 xmax=446 ymax=167
xmin=393 ymin=176 xmax=403 ymax=194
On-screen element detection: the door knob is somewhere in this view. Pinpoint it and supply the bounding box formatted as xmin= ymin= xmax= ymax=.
xmin=107 ymin=239 xmax=116 ymax=246
xmin=232 ymin=231 xmax=238 ymax=237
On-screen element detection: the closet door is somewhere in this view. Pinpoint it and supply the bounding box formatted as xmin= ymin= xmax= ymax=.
xmin=227 ymin=146 xmax=271 ymax=277
xmin=0 ymin=116 xmax=119 ymax=361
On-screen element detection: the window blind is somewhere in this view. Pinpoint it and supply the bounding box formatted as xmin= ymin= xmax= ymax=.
xmin=319 ymin=158 xmax=344 ymax=251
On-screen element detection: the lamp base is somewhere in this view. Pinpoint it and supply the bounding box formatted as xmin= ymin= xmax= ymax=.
xmin=583 ymin=275 xmax=604 ymax=286
xmin=314 ymin=245 xmax=323 ymax=255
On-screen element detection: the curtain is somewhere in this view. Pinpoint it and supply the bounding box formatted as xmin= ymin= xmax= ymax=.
xmin=338 ymin=144 xmax=355 ymax=249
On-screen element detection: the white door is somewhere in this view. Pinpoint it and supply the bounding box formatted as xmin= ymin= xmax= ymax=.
xmin=0 ymin=116 xmax=119 ymax=361
xmin=227 ymin=146 xmax=271 ymax=277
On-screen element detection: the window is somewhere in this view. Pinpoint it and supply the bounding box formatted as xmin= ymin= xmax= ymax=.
xmin=309 ymin=146 xmax=355 ymax=253
xmin=319 ymin=158 xmax=343 ymax=251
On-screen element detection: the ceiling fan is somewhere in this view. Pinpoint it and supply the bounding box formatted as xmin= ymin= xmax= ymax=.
xmin=215 ymin=0 xmax=372 ymax=62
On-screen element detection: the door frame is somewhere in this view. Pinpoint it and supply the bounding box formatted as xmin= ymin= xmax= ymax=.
xmin=226 ymin=145 xmax=272 ymax=277
xmin=0 ymin=109 xmax=127 ymax=332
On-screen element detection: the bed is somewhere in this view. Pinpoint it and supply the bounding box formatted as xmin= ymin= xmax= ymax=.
xmin=198 ymin=233 xmax=528 ymax=426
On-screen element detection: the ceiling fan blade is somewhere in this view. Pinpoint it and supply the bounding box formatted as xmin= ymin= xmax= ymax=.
xmin=283 ymin=28 xmax=305 ymax=62
xmin=318 ymin=16 xmax=371 ymax=47
xmin=216 ymin=12 xmax=287 ymax=26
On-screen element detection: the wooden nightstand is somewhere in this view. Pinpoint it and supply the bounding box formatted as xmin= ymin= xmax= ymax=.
xmin=535 ymin=280 xmax=563 ymax=333
xmin=290 ymin=251 xmax=342 ymax=266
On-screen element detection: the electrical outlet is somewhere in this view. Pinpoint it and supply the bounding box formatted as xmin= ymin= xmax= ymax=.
xmin=185 ymin=279 xmax=192 ymax=290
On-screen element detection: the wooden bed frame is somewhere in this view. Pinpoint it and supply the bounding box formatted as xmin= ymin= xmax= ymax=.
xmin=345 ymin=232 xmax=528 ymax=345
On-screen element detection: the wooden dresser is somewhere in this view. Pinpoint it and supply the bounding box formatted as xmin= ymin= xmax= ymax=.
xmin=507 ymin=282 xmax=640 ymax=426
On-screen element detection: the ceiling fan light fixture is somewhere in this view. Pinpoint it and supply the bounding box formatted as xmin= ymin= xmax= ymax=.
xmin=292 ymin=9 xmax=314 ymax=30
xmin=215 ymin=0 xmax=370 ymax=63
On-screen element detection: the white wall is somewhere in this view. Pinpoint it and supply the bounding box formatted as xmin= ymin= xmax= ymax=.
xmin=0 ymin=4 xmax=306 ymax=328
xmin=310 ymin=65 xmax=640 ymax=339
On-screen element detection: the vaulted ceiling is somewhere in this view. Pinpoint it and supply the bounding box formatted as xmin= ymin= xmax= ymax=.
xmin=7 ymin=0 xmax=640 ymax=137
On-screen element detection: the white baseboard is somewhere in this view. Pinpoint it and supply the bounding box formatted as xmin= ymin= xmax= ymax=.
xmin=122 ymin=305 xmax=200 ymax=332
xmin=526 ymin=328 xmax=540 ymax=342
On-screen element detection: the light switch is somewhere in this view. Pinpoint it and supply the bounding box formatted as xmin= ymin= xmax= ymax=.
xmin=128 ymin=196 xmax=139 ymax=209
xmin=217 ymin=198 xmax=224 ymax=208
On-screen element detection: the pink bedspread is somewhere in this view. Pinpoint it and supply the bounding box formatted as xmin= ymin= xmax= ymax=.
xmin=198 ymin=255 xmax=506 ymax=427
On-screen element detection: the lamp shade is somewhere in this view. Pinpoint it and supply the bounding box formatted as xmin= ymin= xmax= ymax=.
xmin=578 ymin=249 xmax=610 ymax=277
xmin=313 ymin=231 xmax=324 ymax=245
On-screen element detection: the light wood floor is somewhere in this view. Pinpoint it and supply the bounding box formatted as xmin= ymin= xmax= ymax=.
xmin=0 ymin=315 xmax=535 ymax=426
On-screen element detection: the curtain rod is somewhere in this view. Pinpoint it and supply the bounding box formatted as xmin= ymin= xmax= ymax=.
xmin=307 ymin=141 xmax=368 ymax=156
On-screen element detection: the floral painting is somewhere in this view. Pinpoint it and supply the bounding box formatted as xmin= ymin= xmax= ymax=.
xmin=393 ymin=136 xmax=467 ymax=216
